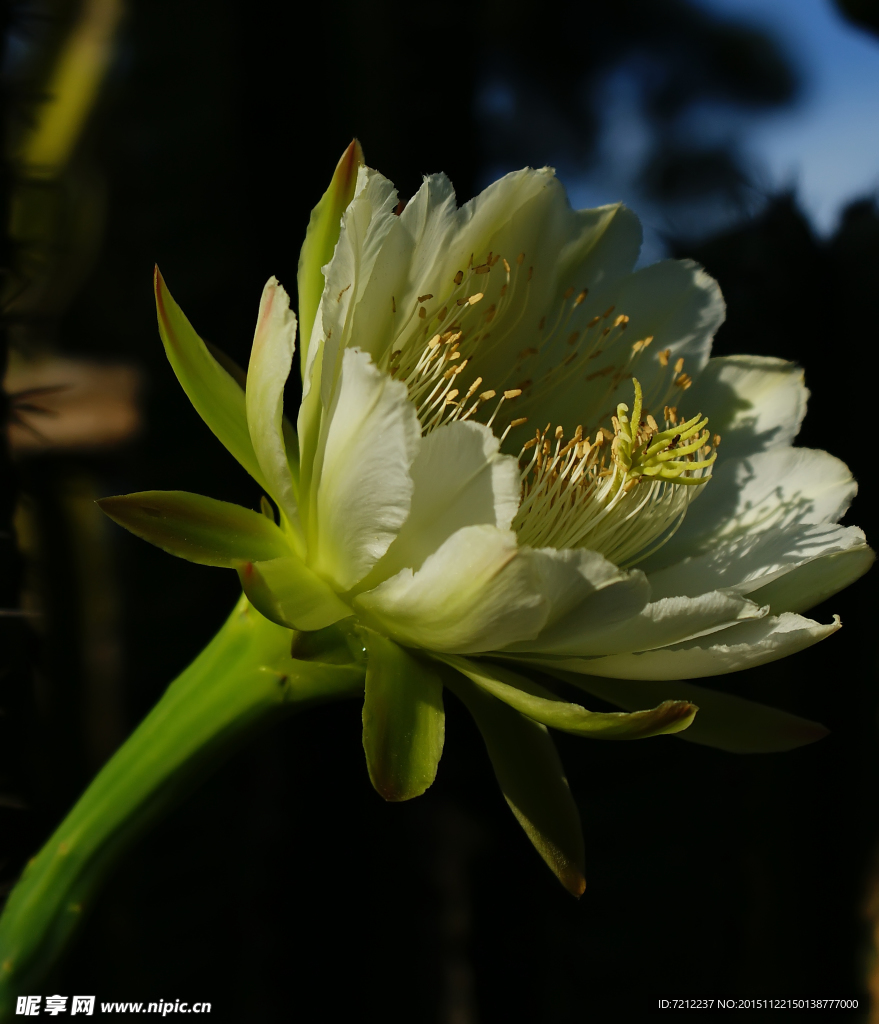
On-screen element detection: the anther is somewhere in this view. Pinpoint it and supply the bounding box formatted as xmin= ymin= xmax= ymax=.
xmin=463 ymin=376 xmax=483 ymax=399
xmin=575 ymin=289 xmax=588 ymax=306
xmin=658 ymin=349 xmax=671 ymax=367
xmin=454 ymin=271 xmax=464 ymax=285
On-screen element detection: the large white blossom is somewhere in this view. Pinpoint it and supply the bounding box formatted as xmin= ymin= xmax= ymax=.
xmin=253 ymin=163 xmax=868 ymax=672
xmin=102 ymin=147 xmax=872 ymax=894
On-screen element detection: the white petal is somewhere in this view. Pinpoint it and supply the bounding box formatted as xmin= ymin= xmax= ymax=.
xmin=648 ymin=522 xmax=869 ymax=601
xmin=355 ymin=525 xmax=548 ymax=654
xmin=647 ymin=446 xmax=857 ymax=570
xmin=466 ymin=199 xmax=643 ymax=399
xmin=684 ymin=355 xmax=808 ymax=459
xmin=508 ymin=590 xmax=765 ymax=657
xmin=310 ymin=166 xmax=399 ymax=407
xmin=555 ymin=203 xmax=642 ymax=296
xmin=541 ymin=612 xmax=840 ymax=680
xmin=311 ymin=348 xmax=420 ymax=591
xmin=747 ymin=538 xmax=874 ymax=614
xmin=246 ymin=278 xmax=300 ymax=533
xmin=508 ymin=259 xmax=725 ymax=442
xmin=501 ymin=549 xmax=650 ymax=654
xmin=320 ymin=167 xmax=568 ymax=387
xmin=361 ymin=420 xmax=521 ymax=585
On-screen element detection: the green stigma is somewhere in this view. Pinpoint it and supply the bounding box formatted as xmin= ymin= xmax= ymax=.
xmin=613 ymin=378 xmax=717 ymax=487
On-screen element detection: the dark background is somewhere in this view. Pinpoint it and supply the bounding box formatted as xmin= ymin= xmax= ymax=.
xmin=2 ymin=0 xmax=878 ymax=1020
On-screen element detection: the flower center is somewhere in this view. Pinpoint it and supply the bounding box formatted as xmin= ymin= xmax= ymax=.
xmin=511 ymin=379 xmax=718 ymax=567
xmin=378 ymin=253 xmax=717 ymax=566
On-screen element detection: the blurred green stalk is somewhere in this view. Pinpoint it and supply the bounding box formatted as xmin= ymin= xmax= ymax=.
xmin=0 ymin=597 xmax=363 ymax=1017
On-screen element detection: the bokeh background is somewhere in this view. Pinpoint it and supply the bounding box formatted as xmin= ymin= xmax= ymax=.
xmin=2 ymin=0 xmax=879 ymax=1019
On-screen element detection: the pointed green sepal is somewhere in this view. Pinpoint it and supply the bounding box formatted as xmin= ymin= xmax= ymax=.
xmin=360 ymin=629 xmax=444 ymax=802
xmin=155 ymin=267 xmax=267 ymax=488
xmin=238 ymin=556 xmax=352 ymax=632
xmin=438 ymin=655 xmax=697 ymax=739
xmin=98 ymin=490 xmax=292 ymax=567
xmin=297 ymin=140 xmax=363 ymax=375
xmin=551 ymin=671 xmax=828 ymax=753
xmin=441 ymin=665 xmax=586 ymax=897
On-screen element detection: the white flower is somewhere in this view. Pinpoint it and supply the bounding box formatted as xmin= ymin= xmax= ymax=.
xmin=276 ymin=162 xmax=870 ymax=672
xmin=102 ymin=145 xmax=872 ymax=894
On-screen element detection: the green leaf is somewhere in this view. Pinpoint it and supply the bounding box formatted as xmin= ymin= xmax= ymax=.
xmin=297 ymin=140 xmax=363 ymax=375
xmin=360 ymin=629 xmax=444 ymax=802
xmin=154 ymin=267 xmax=267 ymax=488
xmin=438 ymin=655 xmax=696 ymax=739
xmin=549 ymin=671 xmax=828 ymax=753
xmin=98 ymin=491 xmax=291 ymax=567
xmin=441 ymin=666 xmax=586 ymax=897
xmin=239 ymin=556 xmax=352 ymax=633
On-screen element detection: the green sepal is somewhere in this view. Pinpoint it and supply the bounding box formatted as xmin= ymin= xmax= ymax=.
xmin=440 ymin=665 xmax=586 ymax=897
xmin=550 ymin=671 xmax=828 ymax=753
xmin=98 ymin=490 xmax=291 ymax=567
xmin=360 ymin=629 xmax=444 ymax=802
xmin=438 ymin=655 xmax=697 ymax=739
xmin=238 ymin=556 xmax=352 ymax=632
xmin=154 ymin=267 xmax=266 ymax=488
xmin=297 ymin=140 xmax=363 ymax=376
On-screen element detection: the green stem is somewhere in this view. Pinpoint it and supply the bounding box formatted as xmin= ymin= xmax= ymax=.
xmin=0 ymin=596 xmax=363 ymax=1015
